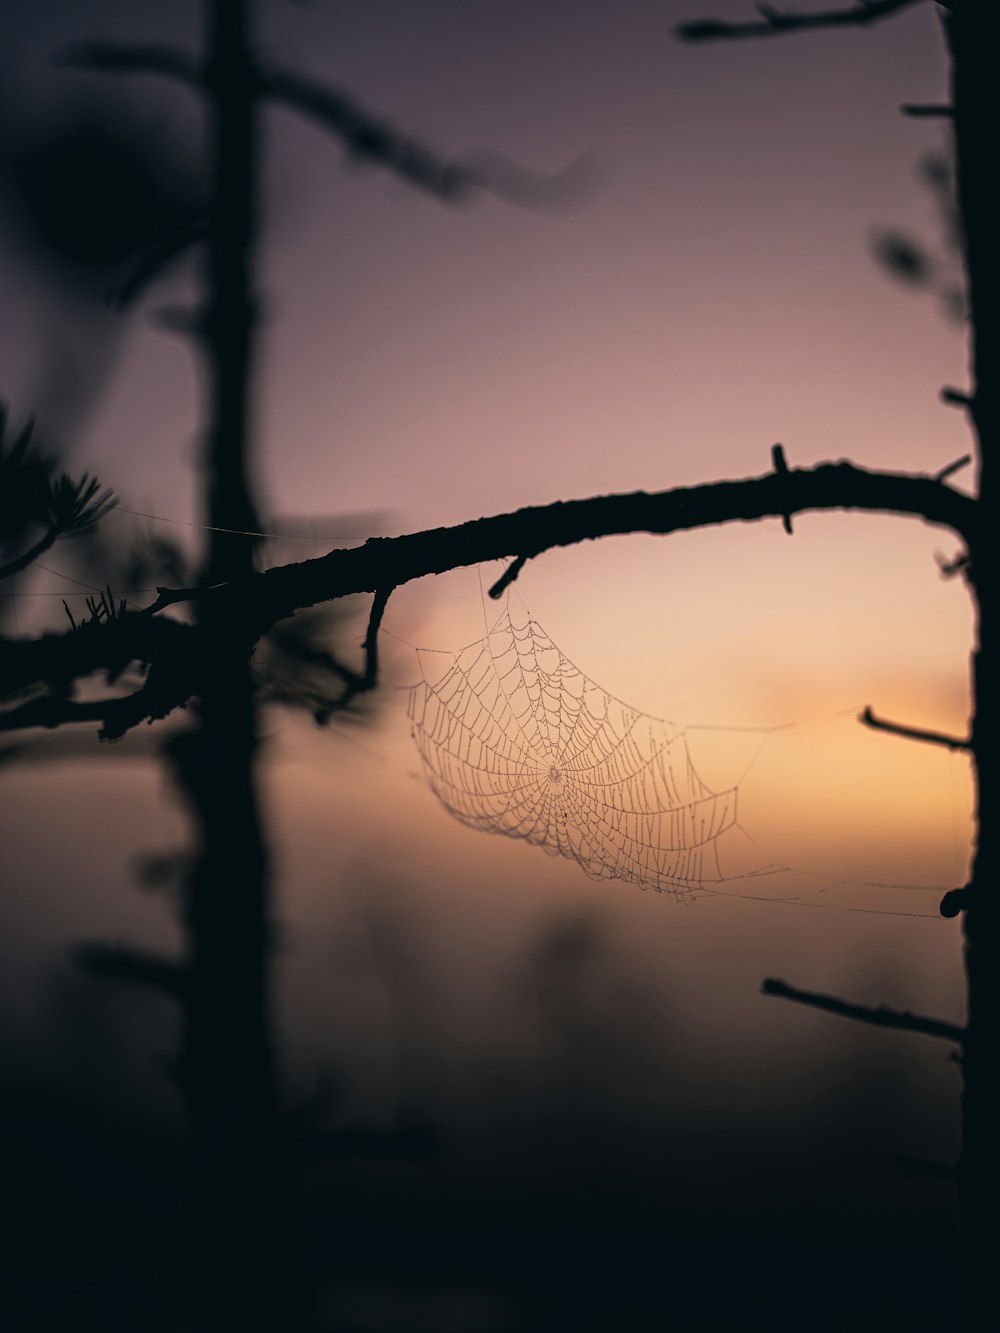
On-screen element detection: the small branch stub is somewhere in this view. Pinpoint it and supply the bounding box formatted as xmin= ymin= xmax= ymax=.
xmin=860 ymin=705 xmax=971 ymax=752
xmin=935 ymin=454 xmax=972 ymax=482
xmin=771 ymin=443 xmax=793 ymax=534
xmin=762 ymin=977 xmax=965 ymax=1044
xmin=488 ymin=555 xmax=528 ymax=600
xmin=901 ymin=104 xmax=955 ymax=119
xmin=940 ymin=386 xmax=973 ymax=410
xmin=940 ymin=886 xmax=970 ymax=919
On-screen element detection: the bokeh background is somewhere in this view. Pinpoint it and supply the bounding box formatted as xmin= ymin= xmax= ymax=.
xmin=0 ymin=2 xmax=973 ymax=1329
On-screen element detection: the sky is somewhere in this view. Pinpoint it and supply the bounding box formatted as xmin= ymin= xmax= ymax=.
xmin=0 ymin=2 xmax=974 ymax=1328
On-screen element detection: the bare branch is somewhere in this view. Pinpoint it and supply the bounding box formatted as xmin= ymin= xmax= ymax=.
xmin=901 ymin=103 xmax=954 ymax=118
xmin=940 ymin=386 xmax=973 ymax=409
xmin=762 ymin=978 xmax=965 ymax=1043
xmin=935 ymin=453 xmax=972 ymax=481
xmin=57 ymin=41 xmax=590 ymax=210
xmin=261 ymin=64 xmax=589 ymax=208
xmin=0 ymin=678 xmax=187 ymax=741
xmin=56 ymin=41 xmax=200 ymax=84
xmin=73 ymin=942 xmax=185 ymax=998
xmin=0 ymin=526 xmax=60 ymax=580
xmin=1 ymin=460 xmax=978 ymax=739
xmin=362 ymin=587 xmax=391 ymax=690
xmin=678 ymin=0 xmax=937 ymax=43
xmin=488 ymin=555 xmax=529 ymax=600
xmin=771 ymin=443 xmax=794 ymax=534
xmin=860 ymin=705 xmax=971 ymax=751
xmin=255 ymin=459 xmax=976 ymax=628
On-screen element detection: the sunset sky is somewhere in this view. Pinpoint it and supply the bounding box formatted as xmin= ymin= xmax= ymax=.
xmin=0 ymin=2 xmax=972 ymax=1326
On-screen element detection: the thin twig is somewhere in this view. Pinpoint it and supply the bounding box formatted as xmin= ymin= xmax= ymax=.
xmin=860 ymin=705 xmax=971 ymax=752
xmin=362 ymin=587 xmax=391 ymax=688
xmin=935 ymin=454 xmax=972 ymax=481
xmin=762 ymin=978 xmax=965 ymax=1043
xmin=678 ymin=0 xmax=939 ymax=44
xmin=901 ymin=103 xmax=954 ymax=118
xmin=73 ymin=942 xmax=185 ymax=997
xmin=488 ymin=556 xmax=528 ymax=599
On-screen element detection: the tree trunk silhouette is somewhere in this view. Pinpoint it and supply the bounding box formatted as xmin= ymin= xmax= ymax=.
xmin=949 ymin=7 xmax=1000 ymax=1327
xmin=169 ymin=2 xmax=309 ymax=1328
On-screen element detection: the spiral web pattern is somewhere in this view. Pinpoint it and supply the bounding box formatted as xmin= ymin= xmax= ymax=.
xmin=407 ymin=610 xmax=737 ymax=898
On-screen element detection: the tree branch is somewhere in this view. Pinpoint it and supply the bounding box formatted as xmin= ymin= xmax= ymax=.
xmin=0 ymin=526 xmax=60 ymax=580
xmin=0 ymin=459 xmax=977 ymax=739
xmin=57 ymin=42 xmax=588 ymax=210
xmin=254 ymin=458 xmax=976 ymax=628
xmin=488 ymin=555 xmax=529 ymax=600
xmin=762 ymin=977 xmax=965 ymax=1043
xmin=361 ymin=586 xmax=391 ymax=690
xmin=859 ymin=705 xmax=971 ymax=751
xmin=901 ymin=103 xmax=954 ymax=118
xmin=56 ymin=41 xmax=200 ymax=83
xmin=73 ymin=942 xmax=185 ymax=998
xmin=678 ymin=0 xmax=938 ymax=43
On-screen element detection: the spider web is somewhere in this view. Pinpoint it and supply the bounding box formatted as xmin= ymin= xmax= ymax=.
xmin=406 ymin=608 xmax=739 ymax=899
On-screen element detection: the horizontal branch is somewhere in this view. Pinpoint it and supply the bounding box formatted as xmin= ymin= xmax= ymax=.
xmin=901 ymin=103 xmax=954 ymax=118
xmin=0 ymin=458 xmax=978 ymax=738
xmin=56 ymin=40 xmax=199 ymax=82
xmin=762 ymin=978 xmax=965 ymax=1043
xmin=253 ymin=458 xmax=976 ymax=626
xmin=678 ymin=0 xmax=936 ymax=43
xmin=58 ymin=42 xmax=587 ymax=210
xmin=73 ymin=942 xmax=185 ymax=997
xmin=859 ymin=705 xmax=971 ymax=752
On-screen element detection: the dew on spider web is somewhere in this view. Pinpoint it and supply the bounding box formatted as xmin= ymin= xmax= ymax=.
xmin=406 ymin=608 xmax=739 ymax=900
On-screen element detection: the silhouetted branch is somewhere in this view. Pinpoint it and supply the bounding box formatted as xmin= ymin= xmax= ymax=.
xmin=901 ymin=103 xmax=954 ymax=118
xmin=0 ymin=674 xmax=187 ymax=740
xmin=771 ymin=443 xmax=794 ymax=534
xmin=0 ymin=460 xmax=979 ymax=738
xmin=263 ymin=64 xmax=588 ymax=208
xmin=257 ymin=589 xmax=390 ymax=722
xmin=762 ymin=978 xmax=965 ymax=1043
xmin=936 ymin=549 xmax=970 ymax=579
xmin=362 ymin=586 xmax=391 ymax=689
xmin=73 ymin=941 xmax=185 ymax=997
xmin=935 ymin=453 xmax=972 ymax=481
xmin=59 ymin=41 xmax=587 ymax=210
xmin=678 ymin=0 xmax=939 ymax=43
xmin=488 ymin=555 xmax=529 ymax=600
xmin=939 ymin=886 xmax=970 ymax=918
xmin=0 ymin=526 xmax=60 ymax=580
xmin=254 ymin=459 xmax=975 ymax=629
xmin=941 ymin=386 xmax=973 ymax=409
xmin=56 ymin=41 xmax=200 ymax=84
xmin=859 ymin=705 xmax=971 ymax=751
xmin=1 ymin=613 xmax=190 ymax=698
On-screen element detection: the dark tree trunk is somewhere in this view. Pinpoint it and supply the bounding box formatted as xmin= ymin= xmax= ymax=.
xmin=170 ymin=1 xmax=310 ymax=1326
xmin=948 ymin=5 xmax=1000 ymax=1327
